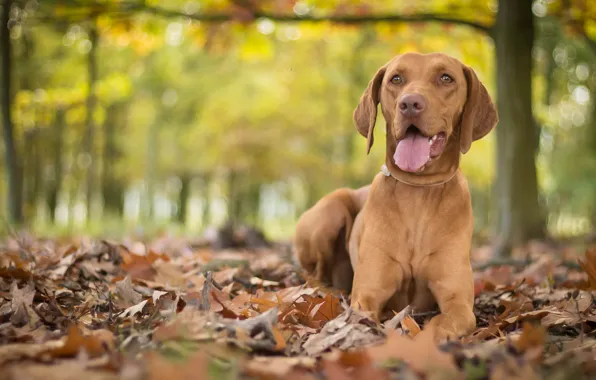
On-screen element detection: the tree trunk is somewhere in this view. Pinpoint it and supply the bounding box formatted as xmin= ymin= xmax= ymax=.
xmin=145 ymin=120 xmax=158 ymax=221
xmin=23 ymin=127 xmax=41 ymax=219
xmin=494 ymin=0 xmax=545 ymax=256
xmin=240 ymin=182 xmax=261 ymax=227
xmin=227 ymin=170 xmax=242 ymax=226
xmin=176 ymin=174 xmax=191 ymax=224
xmin=102 ymin=103 xmax=125 ymax=216
xmin=200 ymin=175 xmax=211 ymax=227
xmin=83 ymin=20 xmax=98 ymax=222
xmin=1 ymin=0 xmax=23 ymax=224
xmin=46 ymin=108 xmax=65 ymax=222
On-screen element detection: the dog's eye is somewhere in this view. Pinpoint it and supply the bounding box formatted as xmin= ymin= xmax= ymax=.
xmin=391 ymin=75 xmax=403 ymax=84
xmin=440 ymin=74 xmax=454 ymax=83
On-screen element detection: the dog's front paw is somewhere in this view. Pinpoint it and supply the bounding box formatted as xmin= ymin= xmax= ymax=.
xmin=350 ymin=294 xmax=381 ymax=322
xmin=426 ymin=313 xmax=475 ymax=343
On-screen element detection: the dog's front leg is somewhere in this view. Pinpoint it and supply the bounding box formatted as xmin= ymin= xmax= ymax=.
xmin=424 ymin=244 xmax=476 ymax=342
xmin=349 ymin=237 xmax=402 ymax=322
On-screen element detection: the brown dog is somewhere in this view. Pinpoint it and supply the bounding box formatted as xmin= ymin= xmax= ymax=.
xmin=349 ymin=52 xmax=498 ymax=341
xmin=294 ymin=185 xmax=370 ymax=292
xmin=294 ymin=52 xmax=498 ymax=342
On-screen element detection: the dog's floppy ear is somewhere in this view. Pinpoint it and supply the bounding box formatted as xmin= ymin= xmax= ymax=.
xmin=459 ymin=65 xmax=499 ymax=154
xmin=353 ymin=64 xmax=387 ymax=154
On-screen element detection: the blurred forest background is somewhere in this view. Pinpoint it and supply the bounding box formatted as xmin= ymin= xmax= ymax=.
xmin=0 ymin=0 xmax=595 ymax=256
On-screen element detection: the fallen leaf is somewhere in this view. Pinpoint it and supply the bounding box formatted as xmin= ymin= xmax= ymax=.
xmin=10 ymin=281 xmax=39 ymax=327
xmin=491 ymin=353 xmax=541 ymax=380
xmin=401 ymin=315 xmax=421 ymax=338
xmin=146 ymin=350 xmax=208 ymax=380
xmin=250 ymin=277 xmax=280 ymax=287
xmin=579 ymin=247 xmax=596 ymax=290
xmin=541 ymin=291 xmax=593 ymax=327
xmin=272 ymin=325 xmax=287 ymax=351
xmin=322 ymin=350 xmax=389 ymax=380
xmin=212 ymin=267 xmax=240 ymax=284
xmin=303 ymin=307 xmax=384 ymax=356
xmin=366 ymin=324 xmax=458 ymax=374
xmin=47 ymin=325 xmax=111 ymax=359
xmin=383 ymin=305 xmax=411 ymax=330
xmin=244 ymin=356 xmax=316 ymax=378
xmin=152 ymin=290 xmax=169 ymax=304
xmin=119 ymin=300 xmax=148 ymax=319
xmin=153 ymin=260 xmax=187 ymax=288
xmin=0 ymin=360 xmax=119 ymax=380
xmin=120 ymin=250 xmax=157 ymax=281
xmin=115 ymin=275 xmax=143 ymax=306
xmin=513 ymin=322 xmax=546 ymax=363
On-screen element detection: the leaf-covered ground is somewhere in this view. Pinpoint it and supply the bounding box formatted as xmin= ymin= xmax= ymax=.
xmin=1 ymin=233 xmax=596 ymax=380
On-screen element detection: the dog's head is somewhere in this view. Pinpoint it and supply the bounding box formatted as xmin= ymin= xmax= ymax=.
xmin=353 ymin=52 xmax=498 ymax=174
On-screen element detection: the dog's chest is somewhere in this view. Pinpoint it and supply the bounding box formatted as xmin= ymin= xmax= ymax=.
xmin=366 ymin=176 xmax=471 ymax=257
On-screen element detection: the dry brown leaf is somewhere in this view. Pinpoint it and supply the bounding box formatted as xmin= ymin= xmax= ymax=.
xmin=146 ymin=351 xmax=208 ymax=380
xmin=3 ymin=250 xmax=31 ymax=270
xmin=303 ymin=308 xmax=384 ymax=356
xmin=0 ymin=361 xmax=119 ymax=380
xmin=490 ymin=354 xmax=541 ymax=380
xmin=47 ymin=325 xmax=111 ymax=359
xmin=119 ymin=250 xmax=157 ymax=281
xmin=366 ymin=325 xmax=458 ymax=374
xmin=153 ymin=260 xmax=187 ymax=288
xmin=271 ymin=326 xmax=287 ymax=351
xmin=284 ymin=293 xmax=343 ymax=329
xmin=119 ymin=300 xmax=148 ymax=319
xmin=115 ymin=276 xmax=142 ymax=306
xmin=0 ymin=340 xmax=64 ymax=367
xmin=321 ymin=350 xmax=389 ymax=380
xmin=243 ymin=356 xmax=316 ymax=378
xmin=513 ymin=322 xmax=546 ymax=363
xmin=9 ymin=281 xmax=39 ymax=327
xmin=500 ymin=309 xmax=553 ymax=327
xmin=212 ymin=267 xmax=240 ymax=284
xmin=579 ymin=247 xmax=596 ymax=290
xmin=541 ymin=291 xmax=593 ymax=327
xmin=401 ymin=315 xmax=421 ymax=337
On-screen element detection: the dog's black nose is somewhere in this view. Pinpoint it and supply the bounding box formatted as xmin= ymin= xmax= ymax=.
xmin=399 ymin=93 xmax=426 ymax=117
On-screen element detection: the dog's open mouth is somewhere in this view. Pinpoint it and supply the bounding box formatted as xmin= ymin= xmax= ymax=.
xmin=393 ymin=125 xmax=447 ymax=173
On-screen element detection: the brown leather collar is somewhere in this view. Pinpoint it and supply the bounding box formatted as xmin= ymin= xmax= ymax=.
xmin=380 ymin=164 xmax=458 ymax=187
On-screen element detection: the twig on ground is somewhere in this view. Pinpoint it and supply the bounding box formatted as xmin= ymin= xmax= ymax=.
xmin=200 ymin=272 xmax=212 ymax=311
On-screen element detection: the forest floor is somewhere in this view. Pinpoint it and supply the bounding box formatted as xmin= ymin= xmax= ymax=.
xmin=0 ymin=232 xmax=596 ymax=380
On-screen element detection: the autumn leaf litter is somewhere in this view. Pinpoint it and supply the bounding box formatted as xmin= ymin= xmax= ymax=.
xmin=0 ymin=235 xmax=596 ymax=379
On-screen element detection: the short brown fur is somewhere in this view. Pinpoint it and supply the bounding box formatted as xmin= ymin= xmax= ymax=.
xmin=294 ymin=185 xmax=369 ymax=292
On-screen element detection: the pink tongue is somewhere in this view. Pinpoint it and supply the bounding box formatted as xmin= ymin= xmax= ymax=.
xmin=394 ymin=130 xmax=430 ymax=173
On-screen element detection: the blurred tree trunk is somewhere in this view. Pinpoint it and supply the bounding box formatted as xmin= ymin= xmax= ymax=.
xmin=1 ymin=0 xmax=23 ymax=224
xmin=494 ymin=0 xmax=545 ymax=256
xmin=586 ymin=82 xmax=596 ymax=229
xmin=18 ymin=23 xmax=33 ymax=91
xmin=581 ymin=40 xmax=596 ymax=230
xmin=46 ymin=108 xmax=65 ymax=222
xmin=23 ymin=127 xmax=42 ymax=219
xmin=200 ymin=174 xmax=211 ymax=227
xmin=145 ymin=120 xmax=158 ymax=220
xmin=83 ymin=20 xmax=98 ymax=222
xmin=102 ymin=103 xmax=125 ymax=216
xmin=176 ymin=173 xmax=191 ymax=224
xmin=227 ymin=170 xmax=242 ymax=226
xmin=241 ymin=182 xmax=261 ymax=227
